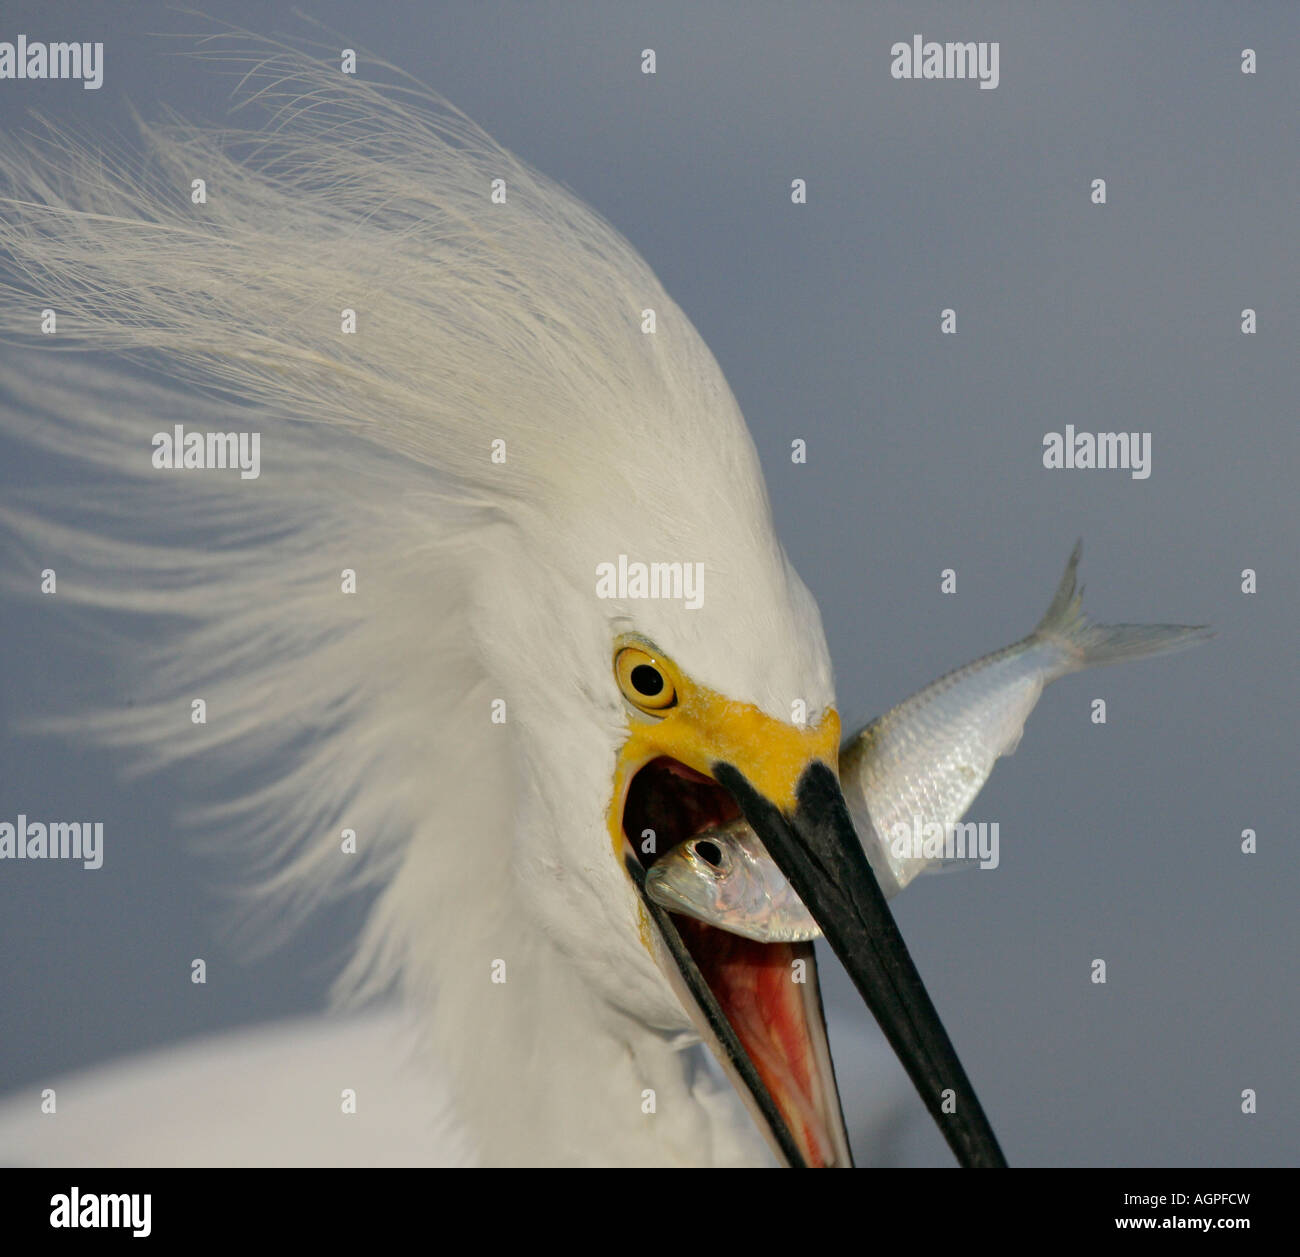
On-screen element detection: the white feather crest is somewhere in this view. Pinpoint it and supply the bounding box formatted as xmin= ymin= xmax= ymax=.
xmin=0 ymin=41 xmax=835 ymax=1161
xmin=0 ymin=42 xmax=750 ymax=523
xmin=0 ymin=41 xmax=793 ymax=1015
xmin=0 ymin=356 xmax=495 ymax=1000
xmin=0 ymin=44 xmax=673 ymax=999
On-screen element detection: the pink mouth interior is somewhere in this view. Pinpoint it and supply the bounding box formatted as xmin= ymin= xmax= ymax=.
xmin=623 ymin=757 xmax=838 ymax=1166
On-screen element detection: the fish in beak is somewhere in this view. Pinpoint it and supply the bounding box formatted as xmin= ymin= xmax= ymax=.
xmin=713 ymin=760 xmax=1007 ymax=1168
xmin=626 ymin=851 xmax=852 ymax=1167
xmin=610 ymin=636 xmax=1005 ymax=1168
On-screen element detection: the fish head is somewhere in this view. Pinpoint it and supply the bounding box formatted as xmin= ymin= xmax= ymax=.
xmin=644 ymin=828 xmax=742 ymax=923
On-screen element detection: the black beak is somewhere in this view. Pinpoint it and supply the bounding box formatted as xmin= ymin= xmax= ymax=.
xmin=712 ymin=759 xmax=1007 ymax=1168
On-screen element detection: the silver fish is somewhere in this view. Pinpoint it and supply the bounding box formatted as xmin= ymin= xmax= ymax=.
xmin=648 ymin=543 xmax=1210 ymax=940
xmin=645 ymin=817 xmax=821 ymax=942
xmin=841 ymin=542 xmax=1211 ymax=896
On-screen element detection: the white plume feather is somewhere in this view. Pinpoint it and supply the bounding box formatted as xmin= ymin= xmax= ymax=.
xmin=0 ymin=41 xmax=828 ymax=1162
xmin=0 ymin=42 xmax=712 ymax=993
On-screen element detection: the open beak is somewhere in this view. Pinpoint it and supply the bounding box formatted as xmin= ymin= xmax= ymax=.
xmin=610 ymin=639 xmax=1004 ymax=1168
xmin=712 ymin=760 xmax=1006 ymax=1169
xmin=626 ymin=853 xmax=852 ymax=1167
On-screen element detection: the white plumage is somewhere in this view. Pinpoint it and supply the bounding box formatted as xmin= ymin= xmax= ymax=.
xmin=0 ymin=41 xmax=1207 ymax=1169
xmin=0 ymin=46 xmax=840 ymax=1165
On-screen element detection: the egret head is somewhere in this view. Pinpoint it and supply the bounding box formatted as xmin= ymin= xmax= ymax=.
xmin=0 ymin=46 xmax=1001 ymax=1167
xmin=463 ymin=435 xmax=1004 ymax=1167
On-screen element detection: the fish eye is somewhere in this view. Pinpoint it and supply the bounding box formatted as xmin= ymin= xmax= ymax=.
xmin=614 ymin=646 xmax=677 ymax=713
xmin=693 ymin=839 xmax=724 ymax=869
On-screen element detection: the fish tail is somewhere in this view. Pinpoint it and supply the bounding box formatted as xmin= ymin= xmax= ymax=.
xmin=1032 ymin=540 xmax=1214 ymax=674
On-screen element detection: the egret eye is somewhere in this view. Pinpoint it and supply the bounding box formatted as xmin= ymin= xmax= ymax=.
xmin=615 ymin=646 xmax=677 ymax=712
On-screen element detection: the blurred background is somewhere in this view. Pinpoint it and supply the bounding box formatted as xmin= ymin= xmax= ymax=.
xmin=1 ymin=1 xmax=1296 ymax=1165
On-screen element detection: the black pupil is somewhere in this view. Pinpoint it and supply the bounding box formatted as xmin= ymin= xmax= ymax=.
xmin=630 ymin=664 xmax=663 ymax=697
xmin=695 ymin=840 xmax=723 ymax=869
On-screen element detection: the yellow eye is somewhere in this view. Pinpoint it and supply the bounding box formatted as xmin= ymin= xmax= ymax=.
xmin=615 ymin=646 xmax=677 ymax=712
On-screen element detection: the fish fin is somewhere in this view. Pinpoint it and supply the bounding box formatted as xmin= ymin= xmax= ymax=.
xmin=1033 ymin=540 xmax=1214 ymax=672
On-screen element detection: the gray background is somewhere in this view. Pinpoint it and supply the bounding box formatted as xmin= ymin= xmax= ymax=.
xmin=1 ymin=1 xmax=1296 ymax=1166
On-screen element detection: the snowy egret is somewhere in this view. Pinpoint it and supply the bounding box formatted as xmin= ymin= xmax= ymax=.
xmin=0 ymin=46 xmax=1205 ymax=1168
